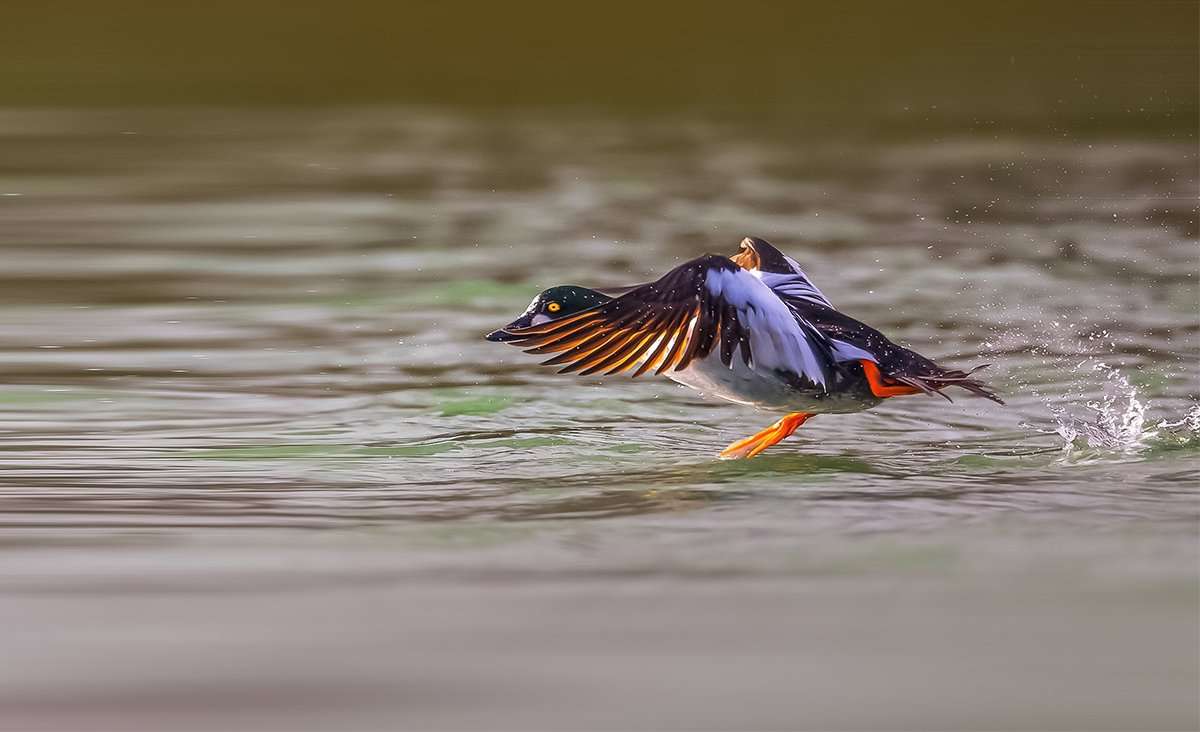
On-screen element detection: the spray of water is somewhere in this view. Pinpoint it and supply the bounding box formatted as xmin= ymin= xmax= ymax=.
xmin=1049 ymin=362 xmax=1146 ymax=452
xmin=1042 ymin=362 xmax=1199 ymax=454
xmin=982 ymin=315 xmax=1199 ymax=456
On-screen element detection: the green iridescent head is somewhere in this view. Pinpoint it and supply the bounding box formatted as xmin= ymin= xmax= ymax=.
xmin=485 ymin=285 xmax=611 ymax=341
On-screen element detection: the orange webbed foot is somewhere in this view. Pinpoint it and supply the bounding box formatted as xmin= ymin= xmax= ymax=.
xmin=718 ymin=412 xmax=812 ymax=460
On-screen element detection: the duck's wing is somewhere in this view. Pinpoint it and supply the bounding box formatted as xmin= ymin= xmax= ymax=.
xmin=794 ymin=300 xmax=1005 ymax=404
xmin=757 ymin=269 xmax=835 ymax=308
xmin=731 ymin=237 xmax=933 ymax=370
xmin=730 ymin=236 xmax=834 ymax=308
xmin=497 ymin=254 xmax=836 ymax=387
xmin=727 ymin=237 xmax=1003 ymax=404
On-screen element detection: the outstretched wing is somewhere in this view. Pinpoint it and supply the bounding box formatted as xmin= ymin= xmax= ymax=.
xmin=497 ymin=254 xmax=836 ymax=387
xmin=758 ymin=270 xmax=834 ymax=308
xmin=730 ymin=236 xmax=834 ymax=308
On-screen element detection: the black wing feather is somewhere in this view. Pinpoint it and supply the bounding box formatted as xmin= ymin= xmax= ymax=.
xmin=499 ymin=254 xmax=755 ymax=377
xmin=788 ymin=300 xmax=1004 ymax=404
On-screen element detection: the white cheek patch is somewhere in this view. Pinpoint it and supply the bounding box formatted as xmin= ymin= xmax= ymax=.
xmin=531 ymin=313 xmax=552 ymax=325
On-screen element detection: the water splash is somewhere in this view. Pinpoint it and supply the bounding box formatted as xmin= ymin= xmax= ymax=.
xmin=981 ymin=312 xmax=1199 ymax=457
xmin=1042 ymin=362 xmax=1199 ymax=454
xmin=1155 ymin=404 xmax=1200 ymax=448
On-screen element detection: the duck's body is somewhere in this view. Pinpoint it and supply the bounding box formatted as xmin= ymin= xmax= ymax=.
xmin=487 ymin=237 xmax=1002 ymax=458
xmin=669 ymin=347 xmax=882 ymax=413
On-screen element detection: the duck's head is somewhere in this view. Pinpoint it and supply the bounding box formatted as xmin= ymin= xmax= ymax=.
xmin=485 ymin=285 xmax=612 ymax=342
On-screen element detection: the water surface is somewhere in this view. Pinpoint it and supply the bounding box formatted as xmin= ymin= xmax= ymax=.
xmin=0 ymin=108 xmax=1197 ymax=729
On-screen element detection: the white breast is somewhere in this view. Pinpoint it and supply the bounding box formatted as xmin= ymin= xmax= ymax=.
xmin=666 ymin=349 xmax=879 ymax=414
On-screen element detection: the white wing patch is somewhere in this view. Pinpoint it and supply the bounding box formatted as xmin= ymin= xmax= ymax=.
xmin=744 ymin=262 xmax=870 ymax=366
xmin=756 ymin=269 xmax=834 ymax=308
xmin=704 ymin=267 xmax=832 ymax=388
xmin=829 ymin=338 xmax=877 ymax=364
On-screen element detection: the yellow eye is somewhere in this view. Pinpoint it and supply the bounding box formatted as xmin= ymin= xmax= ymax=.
xmin=547 ymin=301 xmax=562 ymax=313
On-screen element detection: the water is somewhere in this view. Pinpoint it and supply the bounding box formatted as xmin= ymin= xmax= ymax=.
xmin=0 ymin=108 xmax=1197 ymax=729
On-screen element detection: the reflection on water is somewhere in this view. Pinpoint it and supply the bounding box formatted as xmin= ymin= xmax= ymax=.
xmin=0 ymin=107 xmax=1197 ymax=729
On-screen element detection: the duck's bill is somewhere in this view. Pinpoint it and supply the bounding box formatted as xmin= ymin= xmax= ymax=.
xmin=484 ymin=312 xmax=535 ymax=341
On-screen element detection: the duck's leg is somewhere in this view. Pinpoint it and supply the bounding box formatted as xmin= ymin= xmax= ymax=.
xmin=718 ymin=412 xmax=813 ymax=460
xmin=859 ymin=360 xmax=922 ymax=398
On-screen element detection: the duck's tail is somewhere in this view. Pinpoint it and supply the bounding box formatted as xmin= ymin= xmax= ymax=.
xmin=892 ymin=364 xmax=1005 ymax=405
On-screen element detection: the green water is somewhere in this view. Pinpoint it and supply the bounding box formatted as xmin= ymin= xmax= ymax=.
xmin=0 ymin=3 xmax=1198 ymax=729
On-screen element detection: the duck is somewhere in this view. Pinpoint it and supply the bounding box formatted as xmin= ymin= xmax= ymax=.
xmin=486 ymin=237 xmax=1002 ymax=459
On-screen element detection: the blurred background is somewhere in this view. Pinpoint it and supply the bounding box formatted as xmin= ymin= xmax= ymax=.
xmin=0 ymin=2 xmax=1197 ymax=730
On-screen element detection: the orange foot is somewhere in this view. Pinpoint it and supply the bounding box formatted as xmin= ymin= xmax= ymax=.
xmin=718 ymin=412 xmax=813 ymax=460
xmin=859 ymin=360 xmax=922 ymax=398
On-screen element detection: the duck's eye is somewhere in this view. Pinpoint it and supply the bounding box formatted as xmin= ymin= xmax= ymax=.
xmin=547 ymin=301 xmax=562 ymax=313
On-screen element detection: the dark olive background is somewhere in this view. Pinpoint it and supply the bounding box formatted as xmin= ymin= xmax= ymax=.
xmin=4 ymin=0 xmax=1196 ymax=134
